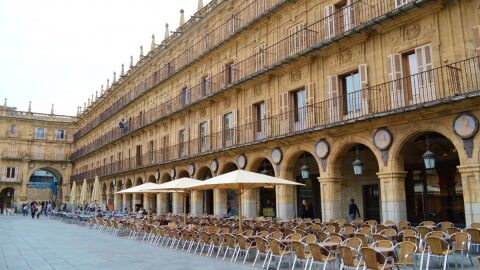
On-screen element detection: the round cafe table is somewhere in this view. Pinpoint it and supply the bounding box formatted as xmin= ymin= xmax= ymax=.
xmin=321 ymin=241 xmax=340 ymax=251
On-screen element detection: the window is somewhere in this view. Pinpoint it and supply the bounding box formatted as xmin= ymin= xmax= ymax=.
xmin=341 ymin=70 xmax=361 ymax=114
xmin=199 ymin=122 xmax=208 ymax=149
xmin=9 ymin=125 xmax=16 ymax=136
xmin=33 ymin=146 xmax=44 ymax=159
xmin=395 ymin=0 xmax=413 ymax=8
xmin=224 ymin=112 xmax=233 ymax=142
xmin=291 ymin=89 xmax=307 ymax=123
xmin=34 ymin=128 xmax=46 ymax=139
xmin=225 ymin=62 xmax=235 ymax=85
xmin=255 ymin=102 xmax=265 ymax=133
xmin=55 ymin=129 xmax=66 ymax=140
xmin=179 ymin=129 xmax=186 ymax=156
xmin=201 ymin=76 xmax=210 ymax=97
xmin=55 ymin=148 xmax=65 ymax=160
xmin=255 ymin=44 xmax=265 ymax=71
xmin=182 ymin=87 xmax=190 ymax=106
xmin=335 ymin=0 xmax=355 ymax=33
xmin=288 ymin=24 xmax=304 ymax=54
xmin=6 ymin=167 xmax=16 ymax=178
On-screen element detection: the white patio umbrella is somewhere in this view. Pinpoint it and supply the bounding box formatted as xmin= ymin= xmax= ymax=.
xmin=189 ymin=170 xmax=304 ymax=232
xmin=115 ymin=182 xmax=168 ymax=222
xmin=79 ymin=179 xmax=88 ymax=207
xmin=147 ymin=177 xmax=203 ymax=224
xmin=91 ymin=176 xmax=102 ymax=207
xmin=69 ymin=181 xmax=77 ymax=209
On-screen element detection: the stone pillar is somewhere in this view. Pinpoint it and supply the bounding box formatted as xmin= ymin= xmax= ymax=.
xmin=157 ymin=193 xmax=167 ymax=214
xmin=458 ymin=164 xmax=480 ymax=226
xmin=276 ymin=185 xmax=295 ymax=219
xmin=132 ymin=194 xmax=142 ymax=207
xmin=172 ymin=193 xmax=184 ymax=215
xmin=377 ymin=171 xmax=407 ymax=223
xmin=122 ymin=194 xmax=131 ymax=210
xmin=319 ymin=176 xmax=342 ymax=222
xmin=214 ymin=189 xmax=227 ymax=216
xmin=114 ymin=193 xmax=121 ymax=210
xmin=143 ymin=194 xmax=150 ymax=211
xmin=242 ymin=189 xmax=257 ymax=218
xmin=191 ymin=191 xmax=203 ymax=216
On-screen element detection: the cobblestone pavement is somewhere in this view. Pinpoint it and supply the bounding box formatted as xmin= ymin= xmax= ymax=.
xmin=0 ymin=215 xmax=253 ymax=270
xmin=1 ymin=215 xmax=479 ymax=270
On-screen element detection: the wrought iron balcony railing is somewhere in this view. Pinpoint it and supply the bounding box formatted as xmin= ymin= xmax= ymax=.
xmin=71 ymin=0 xmax=430 ymax=161
xmin=70 ymin=55 xmax=480 ymax=181
xmin=73 ymin=0 xmax=289 ymax=141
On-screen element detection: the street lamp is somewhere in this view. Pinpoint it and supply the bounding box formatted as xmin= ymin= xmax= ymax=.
xmin=423 ymin=135 xmax=436 ymax=170
xmin=300 ymin=152 xmax=309 ymax=180
xmin=352 ymin=145 xmax=363 ymax=175
xmin=261 ymin=160 xmax=270 ymax=175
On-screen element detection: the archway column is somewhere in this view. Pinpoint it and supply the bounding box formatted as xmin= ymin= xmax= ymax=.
xmin=277 ymin=168 xmax=296 ymax=219
xmin=143 ymin=193 xmax=150 ymax=211
xmin=191 ymin=191 xmax=203 ymax=216
xmin=377 ymin=171 xmax=407 ymax=223
xmin=319 ymin=176 xmax=342 ymax=222
xmin=122 ymin=194 xmax=130 ymax=210
xmin=214 ymin=189 xmax=227 ymax=216
xmin=114 ymin=193 xmax=121 ymax=210
xmin=157 ymin=193 xmax=167 ymax=214
xmin=242 ymin=189 xmax=257 ymax=218
xmin=458 ymin=164 xmax=480 ymax=226
xmin=172 ymin=193 xmax=183 ymax=215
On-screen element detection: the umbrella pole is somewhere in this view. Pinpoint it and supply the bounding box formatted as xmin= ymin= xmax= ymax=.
xmin=238 ymin=190 xmax=243 ymax=233
xmin=183 ymin=192 xmax=187 ymax=225
xmin=146 ymin=193 xmax=151 ymax=223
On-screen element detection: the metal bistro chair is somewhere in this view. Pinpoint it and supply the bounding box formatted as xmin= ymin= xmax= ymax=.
xmin=337 ymin=245 xmax=363 ymax=270
xmin=253 ymin=236 xmax=270 ymax=268
xmin=450 ymin=232 xmax=474 ymax=269
xmin=266 ymin=238 xmax=292 ymax=270
xmin=291 ymin=240 xmax=311 ymax=270
xmin=307 ymin=243 xmax=335 ymax=270
xmin=393 ymin=241 xmax=417 ymax=270
xmin=421 ymin=237 xmax=453 ymax=270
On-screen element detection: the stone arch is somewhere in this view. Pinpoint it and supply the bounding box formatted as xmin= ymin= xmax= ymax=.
xmin=245 ymin=154 xmax=277 ymax=176
xmin=27 ymin=165 xmax=64 ymax=184
xmin=134 ymin=177 xmax=143 ymax=186
xmin=389 ymin=124 xmax=467 ymax=171
xmin=160 ymin=172 xmax=172 ymax=183
xmin=195 ymin=166 xmax=213 ymax=180
xmin=281 ymin=146 xmax=319 ymax=180
xmin=125 ymin=179 xmax=133 ymax=188
xmin=0 ymin=187 xmax=15 ymax=211
xmin=177 ymin=169 xmax=189 ymax=179
xmin=218 ymin=161 xmax=238 ymax=174
xmin=327 ymin=135 xmax=381 ymax=176
xmin=147 ymin=175 xmax=156 ymax=183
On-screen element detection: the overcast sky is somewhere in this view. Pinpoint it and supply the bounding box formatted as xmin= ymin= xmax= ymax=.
xmin=0 ymin=0 xmax=210 ymax=116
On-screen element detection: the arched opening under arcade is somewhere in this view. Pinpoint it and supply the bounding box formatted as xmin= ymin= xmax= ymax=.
xmin=220 ymin=162 xmax=239 ymax=216
xmin=197 ymin=166 xmax=214 ymax=215
xmin=28 ymin=167 xmax=62 ymax=207
xmin=124 ymin=179 xmax=133 ymax=211
xmin=160 ymin=173 xmax=173 ymax=213
xmin=400 ymin=132 xmax=464 ymax=225
xmin=133 ymin=177 xmax=144 ymax=211
xmin=146 ymin=175 xmax=157 ymax=213
xmin=0 ymin=188 xmax=15 ymax=213
xmin=177 ymin=170 xmax=190 ymax=214
xmin=252 ymin=158 xmax=276 ymax=218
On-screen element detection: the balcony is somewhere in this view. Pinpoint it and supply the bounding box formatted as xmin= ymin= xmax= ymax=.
xmin=2 ymin=110 xmax=76 ymax=123
xmin=1 ymin=149 xmax=23 ymax=160
xmin=71 ymin=55 xmax=480 ymax=181
xmin=71 ymin=0 xmax=433 ymax=161
xmin=30 ymin=149 xmax=69 ymax=161
xmin=0 ymin=177 xmax=21 ymax=184
xmin=73 ymin=0 xmax=290 ymax=141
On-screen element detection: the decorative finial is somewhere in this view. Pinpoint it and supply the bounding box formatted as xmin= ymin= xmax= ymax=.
xmin=151 ymin=34 xmax=156 ymax=50
xmin=28 ymin=101 xmax=31 ymax=112
xmin=197 ymin=0 xmax=203 ymax=11
xmin=179 ymin=9 xmax=185 ymax=26
xmin=95 ymin=90 xmax=98 ymax=98
xmin=164 ymin=23 xmax=169 ymax=40
xmin=121 ymin=64 xmax=125 ymax=76
xmin=84 ymin=102 xmax=86 ymax=110
xmin=140 ymin=45 xmax=144 ymax=58
xmin=77 ymin=106 xmax=81 ymax=116
xmin=101 ymin=85 xmax=104 ymax=95
xmin=113 ymin=71 xmax=116 ymax=83
xmin=51 ymin=104 xmax=54 ymax=115
xmin=130 ymin=56 xmax=134 ymax=67
xmin=106 ymin=79 xmax=110 ymax=89
xmin=3 ymin=98 xmax=6 ymax=107
xmin=91 ymin=94 xmax=94 ymax=103
xmin=87 ymin=98 xmax=90 ymax=106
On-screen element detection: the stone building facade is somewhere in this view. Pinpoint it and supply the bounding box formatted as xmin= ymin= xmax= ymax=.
xmin=0 ymin=104 xmax=76 ymax=209
xmin=5 ymin=0 xmax=480 ymax=226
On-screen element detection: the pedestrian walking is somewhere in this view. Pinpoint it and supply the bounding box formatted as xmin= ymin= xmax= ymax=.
xmin=37 ymin=204 xmax=42 ymax=219
xmin=348 ymin=198 xmax=361 ymax=221
xmin=31 ymin=203 xmax=37 ymax=219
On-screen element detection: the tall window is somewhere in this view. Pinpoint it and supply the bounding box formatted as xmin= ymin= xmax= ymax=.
xmin=9 ymin=125 xmax=16 ymax=136
xmin=224 ymin=112 xmax=233 ymax=143
xmin=341 ymin=71 xmax=361 ymax=114
xmin=335 ymin=0 xmax=355 ymax=33
xmin=6 ymin=167 xmax=16 ymax=178
xmin=199 ymin=122 xmax=208 ymax=149
xmin=201 ymin=76 xmax=209 ymax=97
xmin=182 ymin=87 xmax=190 ymax=106
xmin=55 ymin=129 xmax=66 ymax=140
xmin=395 ymin=0 xmax=413 ymax=8
xmin=225 ymin=62 xmax=235 ymax=85
xmin=255 ymin=44 xmax=265 ymax=71
xmin=291 ymin=89 xmax=307 ymax=123
xmin=34 ymin=128 xmax=46 ymax=139
xmin=179 ymin=129 xmax=186 ymax=156
xmin=255 ymin=101 xmax=265 ymax=133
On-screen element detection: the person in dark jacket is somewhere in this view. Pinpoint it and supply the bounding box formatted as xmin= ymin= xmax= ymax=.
xmin=348 ymin=198 xmax=361 ymax=221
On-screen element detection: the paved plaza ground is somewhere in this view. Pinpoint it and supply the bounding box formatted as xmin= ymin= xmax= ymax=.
xmin=1 ymin=214 xmax=479 ymax=270
xmin=0 ymin=215 xmax=253 ymax=270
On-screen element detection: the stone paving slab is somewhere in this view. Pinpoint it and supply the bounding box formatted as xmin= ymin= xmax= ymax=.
xmin=0 ymin=215 xmax=253 ymax=270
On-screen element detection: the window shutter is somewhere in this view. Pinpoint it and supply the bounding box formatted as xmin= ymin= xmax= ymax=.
xmin=387 ymin=53 xmax=405 ymax=108
xmin=359 ymin=64 xmax=369 ymax=114
xmin=232 ymin=109 xmax=238 ymax=144
xmin=415 ymin=44 xmax=436 ymax=101
xmin=346 ymin=0 xmax=356 ymax=31
xmin=207 ymin=119 xmax=212 ymax=150
xmin=473 ymin=26 xmax=480 ymax=53
xmin=327 ymin=75 xmax=340 ymax=123
xmin=264 ymin=98 xmax=272 ymax=137
xmin=217 ymin=114 xmax=223 ymax=148
xmin=1 ymin=166 xmax=5 ymax=178
xmin=14 ymin=167 xmax=19 ymax=180
xmin=305 ymin=83 xmax=317 ymax=128
xmin=324 ymin=5 xmax=335 ymax=39
xmin=279 ymin=92 xmax=289 ymax=134
xmin=245 ymin=104 xmax=253 ymax=142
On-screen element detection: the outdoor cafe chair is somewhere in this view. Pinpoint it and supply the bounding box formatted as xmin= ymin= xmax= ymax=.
xmin=360 ymin=247 xmax=393 ymax=270
xmin=471 ymin=223 xmax=480 ymax=229
xmin=307 ymin=243 xmax=335 ymax=270
xmin=464 ymin=228 xmax=480 ymax=252
xmin=337 ymin=245 xmax=363 ymax=270
xmin=194 ymin=232 xmax=210 ymax=255
xmin=208 ymin=233 xmax=224 ymax=258
xmin=342 ymin=237 xmax=362 ymax=251
xmin=253 ymin=237 xmax=270 ymax=268
xmin=446 ymin=227 xmax=461 ymax=236
xmin=420 ymin=236 xmax=453 ymax=270
xmin=425 ymin=231 xmax=447 ymax=239
xmin=438 ymin=222 xmax=454 ymax=233
xmin=234 ymin=234 xmax=256 ymax=263
xmin=393 ymin=241 xmax=417 ymax=269
xmin=286 ymin=233 xmax=303 ymax=241
xmin=450 ymin=232 xmax=474 ymax=269
xmin=267 ymin=238 xmax=292 ymax=270
xmin=221 ymin=233 xmax=238 ymax=261
xmin=365 ymin=220 xmax=378 ymax=227
xmin=398 ymin=220 xmax=410 ymax=230
xmin=268 ymin=231 xmax=283 ymax=240
xmin=354 ymin=233 xmax=370 ymax=247
xmin=291 ymin=241 xmax=311 ymax=270
xmin=371 ymin=240 xmax=393 ymax=249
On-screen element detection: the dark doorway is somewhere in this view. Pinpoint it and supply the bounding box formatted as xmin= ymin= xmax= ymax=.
xmin=294 ymin=152 xmax=321 ymax=219
xmin=204 ymin=190 xmax=214 ymax=215
xmin=362 ymin=184 xmax=380 ymax=221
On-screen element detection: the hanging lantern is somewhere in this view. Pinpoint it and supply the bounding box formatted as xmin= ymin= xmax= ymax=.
xmin=261 ymin=160 xmax=270 ymax=175
xmin=423 ymin=135 xmax=436 ymax=170
xmin=352 ymin=145 xmax=363 ymax=175
xmin=300 ymin=152 xmax=310 ymax=179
